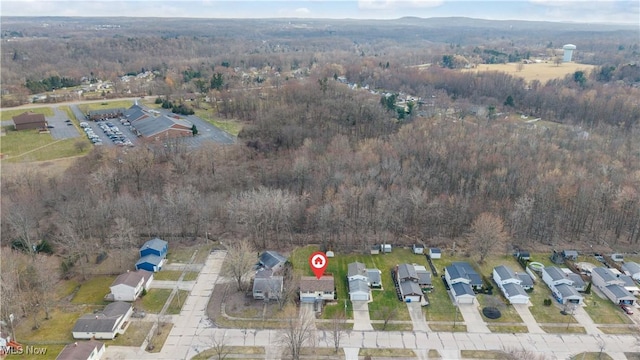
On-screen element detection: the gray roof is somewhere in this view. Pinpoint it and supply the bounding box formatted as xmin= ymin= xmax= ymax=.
xmin=57 ymin=340 xmax=104 ymax=360
xmin=348 ymin=262 xmax=366 ymax=278
xmin=606 ymin=284 xmax=635 ymax=299
xmin=556 ymin=284 xmax=581 ymax=299
xmin=503 ymin=283 xmax=528 ymax=298
xmin=111 ymin=270 xmax=151 ymax=288
xmin=567 ymin=273 xmax=585 ymax=288
xmin=73 ymin=302 xmax=131 ymax=333
xmin=430 ymin=248 xmax=441 ymax=253
xmin=102 ymin=301 xmax=132 ymax=317
xmin=300 ymin=276 xmax=334 ymax=292
xmin=259 ymin=251 xmax=287 ymax=270
xmin=88 ymin=108 xmax=125 ymax=116
xmin=366 ymin=269 xmax=381 ymax=284
xmin=620 ymin=275 xmax=637 ymax=287
xmin=400 ymin=281 xmax=422 ymax=296
xmin=253 ymin=275 xmax=283 ymax=294
xmin=563 ymin=250 xmax=579 ymax=257
xmin=416 ymin=269 xmax=432 ymax=285
xmin=133 ymin=115 xmax=192 ymax=137
xmin=349 ymin=278 xmax=369 ymax=294
xmin=446 ymin=262 xmax=482 ymax=286
xmin=517 ymin=273 xmax=534 ymax=287
xmin=451 ymin=282 xmax=475 ymax=297
xmin=622 ymin=262 xmax=640 ymax=275
xmin=125 ymin=105 xmax=149 ymax=122
xmin=136 ymin=254 xmax=162 ymax=267
xmin=494 ymin=265 xmax=518 ymax=282
xmin=544 ymin=266 xmax=567 ymax=282
xmin=592 ymin=267 xmax=619 ymax=284
xmin=398 ymin=263 xmax=418 ymax=281
xmin=141 ymin=238 xmax=167 ymax=253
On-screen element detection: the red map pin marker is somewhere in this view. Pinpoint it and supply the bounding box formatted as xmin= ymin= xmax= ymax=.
xmin=309 ymin=251 xmax=328 ymax=279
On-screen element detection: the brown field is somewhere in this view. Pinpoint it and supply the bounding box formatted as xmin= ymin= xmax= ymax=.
xmin=1 ymin=157 xmax=80 ymax=180
xmin=464 ymin=62 xmax=597 ymax=84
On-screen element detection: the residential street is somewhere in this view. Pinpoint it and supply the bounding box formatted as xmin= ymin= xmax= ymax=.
xmin=104 ymin=251 xmax=640 ymax=360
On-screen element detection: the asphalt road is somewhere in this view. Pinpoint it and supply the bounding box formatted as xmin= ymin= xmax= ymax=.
xmin=155 ymin=109 xmax=236 ymax=146
xmin=48 ymin=108 xmax=81 ymax=140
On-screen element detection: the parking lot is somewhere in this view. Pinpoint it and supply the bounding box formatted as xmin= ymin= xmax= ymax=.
xmin=80 ymin=119 xmax=137 ymax=147
xmin=47 ymin=108 xmax=81 ymax=140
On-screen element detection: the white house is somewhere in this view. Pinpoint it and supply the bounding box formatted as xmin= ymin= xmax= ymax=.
xmin=399 ymin=281 xmax=423 ymax=303
xmin=566 ymin=273 xmax=586 ymax=292
xmin=553 ymin=284 xmax=584 ymax=305
xmin=72 ymin=302 xmax=132 ymax=340
xmin=109 ymin=270 xmax=153 ymax=302
xmin=493 ymin=265 xmax=529 ymax=304
xmin=451 ymin=282 xmax=476 ymax=304
xmin=445 ymin=262 xmax=483 ymax=290
xmin=429 ymin=248 xmax=442 ymax=259
xmin=299 ymin=276 xmax=335 ymax=303
xmin=621 ymin=262 xmax=640 ymax=281
xmin=590 ymin=267 xmax=635 ymax=306
xmin=542 ymin=266 xmax=573 ymax=288
xmin=56 ymin=340 xmax=105 ymax=360
xmin=348 ymin=278 xmax=370 ymax=301
xmin=620 ymin=275 xmax=640 ymax=295
xmin=252 ymin=269 xmax=283 ymax=301
xmin=347 ymin=262 xmax=368 ymax=282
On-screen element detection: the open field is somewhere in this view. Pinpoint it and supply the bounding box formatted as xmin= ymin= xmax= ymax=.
xmin=77 ymin=100 xmax=134 ymax=113
xmin=15 ymin=308 xmax=80 ymax=343
xmin=71 ymin=276 xmax=115 ymax=305
xmin=0 ymin=107 xmax=54 ymax=121
xmin=166 ymin=241 xmax=215 ymax=264
xmin=193 ymin=107 xmax=243 ymax=136
xmin=464 ymin=62 xmax=597 ymax=84
xmin=0 ymin=127 xmax=89 ymax=162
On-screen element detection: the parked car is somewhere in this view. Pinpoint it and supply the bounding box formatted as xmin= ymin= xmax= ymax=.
xmin=620 ymin=305 xmax=633 ymax=315
xmin=46 ymin=125 xmax=54 ymax=129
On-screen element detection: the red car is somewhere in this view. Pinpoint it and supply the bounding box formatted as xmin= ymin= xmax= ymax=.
xmin=620 ymin=304 xmax=634 ymax=315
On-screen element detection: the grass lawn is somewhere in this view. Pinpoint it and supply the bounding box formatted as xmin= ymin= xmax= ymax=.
xmin=140 ymin=289 xmax=172 ymax=313
xmin=71 ymin=276 xmax=115 ymax=305
xmin=183 ymin=272 xmax=199 ymax=281
xmin=1 ymin=127 xmax=89 ymax=161
xmin=428 ymin=349 xmax=441 ymax=358
xmin=153 ymin=271 xmax=183 ymax=281
xmin=192 ymin=346 xmax=265 ymax=360
xmin=77 ymin=100 xmax=134 ymax=113
xmin=110 ymin=321 xmax=153 ymax=346
xmin=598 ymin=326 xmax=640 ymax=334
xmin=461 ymin=350 xmax=512 ymax=359
xmin=55 ymin=279 xmax=80 ymax=301
xmin=582 ymin=292 xmax=633 ymax=324
xmin=359 ymin=348 xmax=416 ymax=357
xmin=371 ymin=323 xmax=413 ymax=331
xmin=527 ymin=286 xmax=577 ymax=324
xmin=167 ymin=290 xmax=190 ymax=314
xmin=1 ymin=107 xmax=54 ymax=121
xmin=570 ymin=353 xmax=614 ymax=360
xmin=29 ymin=344 xmax=66 ymax=360
xmin=487 ymin=325 xmax=529 ymax=333
xmin=428 ymin=323 xmax=467 ymax=332
xmin=15 ymin=308 xmax=81 ymax=343
xmin=476 ymin=294 xmax=524 ymax=323
xmin=193 ymin=107 xmax=242 ymax=136
xmin=540 ymin=325 xmax=586 ymax=334
xmin=147 ymin=322 xmax=172 ymax=352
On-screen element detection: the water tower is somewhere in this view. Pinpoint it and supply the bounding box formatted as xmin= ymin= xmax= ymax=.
xmin=562 ymin=44 xmax=576 ymax=62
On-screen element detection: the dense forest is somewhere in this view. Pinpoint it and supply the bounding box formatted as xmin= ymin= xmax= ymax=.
xmin=1 ymin=16 xmax=639 ymax=327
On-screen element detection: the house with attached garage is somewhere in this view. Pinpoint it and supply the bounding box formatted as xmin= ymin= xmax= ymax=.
xmin=542 ymin=266 xmax=573 ymax=288
xmin=347 ymin=262 xmax=368 ymax=282
xmin=492 ymin=265 xmax=530 ymax=304
xmin=445 ymin=262 xmax=483 ymax=291
xmin=348 ymin=278 xmax=370 ymax=301
xmin=621 ymin=262 xmax=640 ymax=281
xmin=108 ymin=270 xmax=153 ymax=302
xmin=542 ymin=266 xmax=584 ymax=304
xmin=252 ymin=269 xmax=283 ymax=301
xmin=553 ymin=284 xmax=584 ymax=305
xmin=346 ymin=262 xmax=381 ymax=299
xmin=399 ymin=281 xmax=423 ymax=303
xmin=72 ymin=302 xmax=132 ymax=340
xmin=451 ymin=282 xmax=476 ymax=304
xmin=56 ymin=340 xmax=105 ymax=360
xmin=592 ymin=267 xmax=637 ymax=305
xmin=135 ymin=238 xmax=168 ymax=273
xmin=299 ymin=275 xmax=335 ymax=303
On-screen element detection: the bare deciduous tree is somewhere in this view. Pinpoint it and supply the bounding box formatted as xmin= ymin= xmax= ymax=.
xmin=374 ymin=305 xmax=398 ymax=331
xmin=467 ymin=212 xmax=508 ymax=263
xmin=221 ymin=239 xmax=256 ymax=292
xmin=208 ymin=331 xmax=231 ymax=360
xmin=279 ymin=305 xmax=316 ymax=360
xmin=328 ymin=311 xmax=347 ymax=353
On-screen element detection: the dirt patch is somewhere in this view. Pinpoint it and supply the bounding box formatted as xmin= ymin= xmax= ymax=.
xmin=207 ymin=283 xmax=283 ymax=326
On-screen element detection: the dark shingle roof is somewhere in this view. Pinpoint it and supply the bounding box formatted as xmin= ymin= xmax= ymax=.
xmin=57 ymin=340 xmax=104 ymax=360
xmin=416 ymin=269 xmax=432 ymax=285
xmin=13 ymin=111 xmax=46 ymax=125
xmin=517 ymin=273 xmax=534 ymax=287
xmin=447 ymin=262 xmax=482 ymax=286
xmin=494 ymin=265 xmax=518 ymax=282
xmin=72 ymin=302 xmax=131 ymax=334
xmin=300 ymin=276 xmax=334 ymax=292
xmin=349 ymin=278 xmax=369 ymax=293
xmin=366 ymin=269 xmax=381 ymax=284
xmin=133 ymin=115 xmax=192 ymax=137
xmin=259 ymin=251 xmax=287 ymax=270
xmin=451 ymin=282 xmax=475 ymax=297
xmin=622 ymin=262 xmax=640 ymax=275
xmin=347 ymin=262 xmax=366 ymax=278
xmin=400 ymin=281 xmax=422 ymax=296
xmin=593 ymin=267 xmax=618 ymax=283
xmin=253 ymin=276 xmax=283 ymax=294
xmin=567 ymin=273 xmax=585 ymax=288
xmin=606 ymin=284 xmax=634 ymax=299
xmin=503 ymin=283 xmax=528 ymax=298
xmin=398 ymin=263 xmax=418 ymax=281
xmin=544 ymin=266 xmax=567 ymax=282
xmin=556 ymin=283 xmax=581 ymax=299
xmin=111 ymin=270 xmax=151 ymax=288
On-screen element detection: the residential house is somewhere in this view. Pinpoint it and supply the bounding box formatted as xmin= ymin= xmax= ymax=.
xmin=562 ymin=250 xmax=579 ymax=261
xmin=135 ymin=255 xmax=164 ymax=273
xmin=139 ymin=238 xmax=168 ymax=258
xmin=258 ymin=251 xmax=287 ymax=273
xmin=429 ymin=248 xmax=442 ymax=259
xmin=621 ymin=262 xmax=640 ymax=281
xmin=517 ymin=273 xmax=534 ymax=290
xmin=412 ymin=244 xmax=425 ymax=254
xmin=445 ymin=262 xmax=483 ymax=291
xmin=348 ymin=278 xmax=370 ymax=301
xmin=541 ymin=267 xmax=573 ymax=288
xmin=347 ymin=262 xmax=368 ymax=282
xmin=591 ymin=267 xmax=636 ymax=306
xmin=366 ymin=269 xmax=382 ymax=288
xmin=108 ymin=270 xmax=153 ymax=301
xmin=451 ymin=282 xmax=476 ymax=304
xmin=399 ymin=281 xmax=423 ymax=303
xmin=566 ymin=273 xmax=586 ymax=292
xmin=553 ymin=284 xmax=584 ymax=305
xmin=493 ymin=265 xmax=529 ymax=304
xmin=397 ymin=263 xmax=419 ymax=283
xmin=252 ymin=269 xmax=283 ymax=301
xmin=414 ymin=265 xmax=433 ymax=291
xmin=299 ymin=275 xmax=335 ymax=303
xmin=88 ymin=108 xmax=125 ymax=121
xmin=72 ymin=302 xmax=132 ymax=340
xmin=12 ymin=111 xmax=46 ymax=130
xmin=56 ymin=340 xmax=105 ymax=360
xmin=620 ymin=275 xmax=640 ymax=296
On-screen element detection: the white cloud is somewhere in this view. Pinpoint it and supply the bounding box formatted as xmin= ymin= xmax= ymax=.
xmin=358 ymin=0 xmax=444 ymax=10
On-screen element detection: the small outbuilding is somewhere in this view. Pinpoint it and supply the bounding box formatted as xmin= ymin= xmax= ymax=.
xmin=412 ymin=244 xmax=425 ymax=254
xmin=429 ymin=248 xmax=442 ymax=259
xmin=562 ymin=250 xmax=578 ymax=261
xmin=135 ymin=254 xmax=164 ymax=273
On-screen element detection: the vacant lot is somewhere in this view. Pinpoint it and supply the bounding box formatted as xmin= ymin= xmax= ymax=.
xmin=140 ymin=289 xmax=172 ymax=313
xmin=15 ymin=308 xmax=80 ymax=343
xmin=464 ymin=62 xmax=596 ymax=84
xmin=0 ymin=127 xmax=88 ymax=161
xmin=1 ymin=107 xmax=54 ymax=121
xmin=111 ymin=321 xmax=153 ymax=346
xmin=71 ymin=276 xmax=115 ymax=305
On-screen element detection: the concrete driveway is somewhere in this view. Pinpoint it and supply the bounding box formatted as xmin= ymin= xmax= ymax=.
xmin=457 ymin=303 xmax=490 ymax=333
xmin=351 ymin=300 xmax=373 ymax=331
xmin=406 ymin=302 xmax=429 ymax=332
xmin=512 ymin=303 xmax=544 ymax=333
xmin=572 ymin=305 xmax=603 ymax=335
xmin=48 ymin=108 xmax=81 ymax=140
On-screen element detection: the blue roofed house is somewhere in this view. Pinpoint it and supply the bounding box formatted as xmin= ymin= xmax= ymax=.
xmin=135 ymin=238 xmax=168 ymax=272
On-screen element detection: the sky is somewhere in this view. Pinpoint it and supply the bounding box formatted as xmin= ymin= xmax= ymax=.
xmin=1 ymin=0 xmax=639 ymax=24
